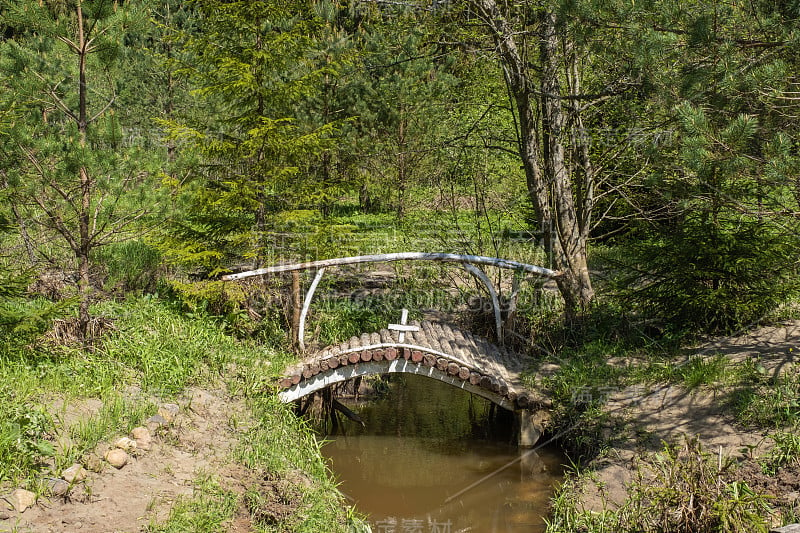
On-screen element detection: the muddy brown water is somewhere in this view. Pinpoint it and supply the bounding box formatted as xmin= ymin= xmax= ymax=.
xmin=321 ymin=374 xmax=565 ymax=533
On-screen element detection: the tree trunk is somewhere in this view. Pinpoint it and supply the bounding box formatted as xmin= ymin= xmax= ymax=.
xmin=76 ymin=0 xmax=92 ymax=340
xmin=472 ymin=0 xmax=594 ymax=316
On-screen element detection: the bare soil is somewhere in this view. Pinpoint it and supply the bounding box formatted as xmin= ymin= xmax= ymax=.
xmin=575 ymin=320 xmax=800 ymax=518
xmin=1 ymin=388 xmax=269 ymax=533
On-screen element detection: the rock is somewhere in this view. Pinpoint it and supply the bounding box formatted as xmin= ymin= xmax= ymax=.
xmin=158 ymin=403 xmax=180 ymax=423
xmin=45 ymin=478 xmax=70 ymax=497
xmin=84 ymin=453 xmax=104 ymax=473
xmin=61 ymin=464 xmax=87 ymax=484
xmin=8 ymin=489 xmax=36 ymax=513
xmin=771 ymin=525 xmax=800 ymax=533
xmin=104 ymin=449 xmax=129 ymax=469
xmin=113 ymin=437 xmax=137 ymax=452
xmin=130 ymin=427 xmax=152 ymax=451
xmin=146 ymin=414 xmax=167 ymax=433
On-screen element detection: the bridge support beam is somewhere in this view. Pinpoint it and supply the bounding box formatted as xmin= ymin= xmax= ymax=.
xmin=517 ymin=409 xmax=547 ymax=447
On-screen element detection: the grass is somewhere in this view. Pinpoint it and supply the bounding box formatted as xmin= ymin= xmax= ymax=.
xmin=234 ymin=395 xmax=355 ymax=533
xmin=147 ymin=472 xmax=239 ymax=533
xmin=731 ymin=366 xmax=800 ymax=428
xmin=761 ymin=429 xmax=800 ymax=475
xmin=546 ymin=438 xmax=773 ymax=533
xmin=0 ymin=294 xmax=354 ymax=531
xmin=65 ymin=394 xmax=157 ymax=467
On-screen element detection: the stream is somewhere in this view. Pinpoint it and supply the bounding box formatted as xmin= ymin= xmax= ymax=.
xmin=321 ymin=374 xmax=565 ymax=533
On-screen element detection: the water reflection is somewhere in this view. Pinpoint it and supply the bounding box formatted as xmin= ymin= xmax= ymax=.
xmin=321 ymin=374 xmax=564 ymax=533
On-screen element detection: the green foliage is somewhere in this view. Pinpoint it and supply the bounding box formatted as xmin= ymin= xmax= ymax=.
xmin=0 ymin=405 xmax=54 ymax=484
xmin=548 ymin=437 xmax=773 ymax=533
xmin=93 ymin=240 xmax=163 ymax=294
xmin=0 ymin=0 xmax=164 ymax=336
xmin=615 ymin=109 xmax=799 ymax=333
xmin=156 ymin=0 xmax=343 ymax=273
xmin=235 ymin=394 xmax=351 ymax=532
xmin=761 ymin=430 xmax=800 ymax=476
xmin=147 ymin=473 xmax=239 ymax=533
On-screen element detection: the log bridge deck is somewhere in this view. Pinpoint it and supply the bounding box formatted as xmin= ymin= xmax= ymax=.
xmin=277 ymin=320 xmax=549 ymax=412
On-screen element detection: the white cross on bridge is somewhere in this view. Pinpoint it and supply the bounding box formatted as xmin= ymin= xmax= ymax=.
xmin=387 ymin=308 xmax=419 ymax=343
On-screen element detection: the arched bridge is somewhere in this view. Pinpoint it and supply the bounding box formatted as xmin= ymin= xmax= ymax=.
xmin=222 ymin=252 xmax=560 ymax=446
xmin=276 ymin=320 xmax=550 ymax=412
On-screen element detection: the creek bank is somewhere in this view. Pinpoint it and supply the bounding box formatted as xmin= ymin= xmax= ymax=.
xmin=554 ymin=320 xmax=800 ymax=528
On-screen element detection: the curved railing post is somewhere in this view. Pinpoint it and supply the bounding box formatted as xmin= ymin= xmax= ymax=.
xmin=462 ymin=263 xmax=503 ymax=343
xmin=298 ymin=268 xmax=325 ymax=352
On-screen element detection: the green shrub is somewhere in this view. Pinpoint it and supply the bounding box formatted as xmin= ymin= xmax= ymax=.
xmin=93 ymin=239 xmax=163 ymax=294
xmin=614 ymin=214 xmax=798 ymax=334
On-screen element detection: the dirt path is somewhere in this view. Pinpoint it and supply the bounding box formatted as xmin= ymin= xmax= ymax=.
xmin=576 ymin=320 xmax=800 ymax=515
xmin=3 ymin=389 xmax=255 ymax=533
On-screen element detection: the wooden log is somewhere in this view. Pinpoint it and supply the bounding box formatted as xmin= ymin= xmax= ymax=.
xmin=423 ymin=353 xmax=437 ymax=367
xmin=360 ymin=333 xmax=371 ymax=348
xmin=372 ymin=348 xmax=384 ymax=362
xmin=497 ymin=380 xmax=509 ymax=396
xmin=489 ymin=377 xmax=501 ymax=393
xmin=420 ymin=321 xmax=443 ymax=353
xmin=291 ymin=374 xmax=301 ymax=385
xmin=446 ymin=362 xmax=460 ymax=376
xmin=516 ymin=393 xmax=530 ymax=409
xmin=385 ymin=347 xmax=398 ymax=361
xmin=332 ymin=399 xmax=365 ymax=427
xmin=436 ymin=357 xmax=449 ymax=372
xmin=479 ymin=375 xmax=493 ymax=389
xmin=452 ymin=328 xmax=470 ymax=357
xmin=302 ymin=365 xmax=314 ymax=379
xmin=325 ymin=356 xmax=339 ymax=370
xmin=348 ymin=351 xmax=361 ymax=364
xmin=370 ymin=332 xmax=381 ymax=346
xmin=320 ymin=359 xmax=329 ymax=372
xmin=411 ymin=350 xmax=423 ymax=363
xmin=430 ymin=322 xmax=449 ymax=350
xmin=279 ymin=378 xmax=293 ymax=389
xmin=360 ymin=350 xmax=373 ymax=362
xmin=458 ymin=366 xmax=470 ymax=380
xmin=349 ymin=336 xmax=361 ymax=350
xmin=338 ymin=353 xmax=349 ymax=366
xmin=380 ymin=329 xmax=393 ymax=345
xmin=469 ymin=372 xmax=482 ymax=386
xmin=506 ymin=390 xmax=517 ymax=403
xmin=310 ymin=362 xmax=320 ymax=376
xmin=402 ymin=347 xmax=412 ymax=360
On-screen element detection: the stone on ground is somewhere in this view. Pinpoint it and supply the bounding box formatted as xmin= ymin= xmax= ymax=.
xmin=146 ymin=414 xmax=167 ymax=433
xmin=45 ymin=478 xmax=70 ymax=497
xmin=113 ymin=436 xmax=137 ymax=452
xmin=104 ymin=449 xmax=129 ymax=469
xmin=130 ymin=426 xmax=152 ymax=450
xmin=61 ymin=464 xmax=87 ymax=484
xmin=157 ymin=403 xmax=180 ymax=423
xmin=84 ymin=453 xmax=104 ymax=473
xmin=8 ymin=489 xmax=36 ymax=513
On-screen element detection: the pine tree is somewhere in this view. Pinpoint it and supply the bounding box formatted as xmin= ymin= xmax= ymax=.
xmin=157 ymin=0 xmax=342 ymax=273
xmin=0 ymin=0 xmax=159 ymax=339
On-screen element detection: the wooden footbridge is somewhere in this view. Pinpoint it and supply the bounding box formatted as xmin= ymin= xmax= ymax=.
xmin=222 ymin=253 xmax=560 ymax=446
xmin=276 ymin=320 xmax=549 ymax=412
